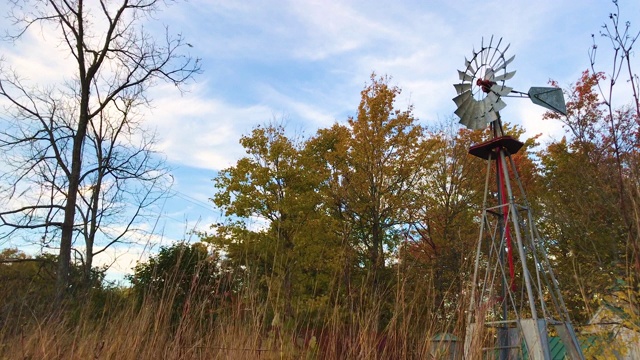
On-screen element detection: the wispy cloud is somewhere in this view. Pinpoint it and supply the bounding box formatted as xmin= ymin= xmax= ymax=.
xmin=146 ymin=82 xmax=274 ymax=170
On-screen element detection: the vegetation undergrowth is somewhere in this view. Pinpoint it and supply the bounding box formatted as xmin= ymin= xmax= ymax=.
xmin=0 ymin=247 xmax=467 ymax=359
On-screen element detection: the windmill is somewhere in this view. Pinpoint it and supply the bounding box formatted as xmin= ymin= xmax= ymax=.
xmin=453 ymin=36 xmax=584 ymax=360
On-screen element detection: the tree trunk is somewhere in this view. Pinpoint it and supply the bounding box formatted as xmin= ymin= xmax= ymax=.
xmin=56 ymin=129 xmax=85 ymax=299
xmin=370 ymin=218 xmax=383 ymax=286
xmin=56 ymin=87 xmax=90 ymax=300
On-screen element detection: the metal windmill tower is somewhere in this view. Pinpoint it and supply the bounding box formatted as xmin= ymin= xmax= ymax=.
xmin=452 ymin=36 xmax=584 ymax=360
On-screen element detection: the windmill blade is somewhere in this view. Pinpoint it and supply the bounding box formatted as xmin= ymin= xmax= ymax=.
xmin=492 ymin=97 xmax=507 ymax=112
xmin=464 ymin=57 xmax=475 ymax=73
xmin=501 ymin=43 xmax=511 ymax=56
xmin=455 ymin=94 xmax=477 ymax=122
xmin=484 ymin=69 xmax=495 ymax=81
xmin=490 ymin=84 xmax=513 ymax=96
xmin=492 ymin=70 xmax=516 ymax=82
xmin=462 ymin=111 xmax=481 ymax=130
xmin=458 ymin=112 xmax=473 ymax=129
xmin=485 ymin=92 xmax=498 ymax=104
xmin=485 ymin=109 xmax=498 ymax=123
xmin=454 ymin=83 xmax=472 ymax=94
xmin=455 ymin=106 xmax=469 ymax=120
xmin=476 ymin=99 xmax=486 ymax=116
xmin=458 ymin=70 xmax=474 ymax=82
xmin=465 ymin=116 xmax=479 ymax=130
xmin=470 ymin=102 xmax=488 ymax=130
xmin=492 ymin=37 xmax=503 ymax=56
xmin=479 ymin=37 xmax=488 ymax=65
xmin=485 ymin=92 xmax=507 ymax=113
xmin=455 ymin=104 xmax=475 ymax=121
xmin=459 ymin=101 xmax=480 ymax=129
xmin=479 ymin=117 xmax=491 ymax=129
xmin=488 ymin=43 xmax=507 ymax=70
xmin=486 ymin=35 xmax=493 ymax=50
xmin=472 ymin=50 xmax=481 ymax=72
xmin=470 ymin=114 xmax=487 ymax=130
xmin=459 ymin=114 xmax=473 ymax=129
xmin=454 ymin=95 xmax=475 ymax=120
xmin=493 ymin=54 xmax=515 ymax=73
xmin=453 ymin=90 xmax=473 ymax=108
xmin=487 ymin=38 xmax=503 ymax=70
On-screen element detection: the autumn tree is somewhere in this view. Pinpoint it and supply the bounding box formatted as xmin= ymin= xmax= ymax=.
xmin=208 ymin=123 xmax=342 ymax=319
xmin=533 ymin=3 xmax=640 ymax=322
xmin=539 ymin=69 xmax=637 ymax=321
xmin=398 ymin=122 xmax=484 ymax=325
xmin=400 ymin=120 xmax=539 ymax=329
xmin=303 ymin=123 xmax=359 ymax=297
xmin=536 ymin=140 xmax=622 ymax=321
xmin=0 ymin=0 xmax=199 ymax=297
xmin=319 ymin=74 xmax=433 ymax=286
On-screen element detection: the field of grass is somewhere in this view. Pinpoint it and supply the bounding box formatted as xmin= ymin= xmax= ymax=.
xmin=1 ymin=270 xmax=472 ymax=359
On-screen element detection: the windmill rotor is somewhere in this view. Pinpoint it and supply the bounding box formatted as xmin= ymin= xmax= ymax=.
xmin=453 ymin=36 xmax=568 ymax=131
xmin=453 ymin=36 xmax=515 ymax=130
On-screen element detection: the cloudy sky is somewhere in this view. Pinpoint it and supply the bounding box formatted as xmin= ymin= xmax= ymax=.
xmin=0 ymin=0 xmax=637 ymax=279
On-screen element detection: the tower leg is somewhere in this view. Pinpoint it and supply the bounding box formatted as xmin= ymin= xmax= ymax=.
xmin=520 ymin=319 xmax=551 ymax=360
xmin=554 ymin=322 xmax=584 ymax=360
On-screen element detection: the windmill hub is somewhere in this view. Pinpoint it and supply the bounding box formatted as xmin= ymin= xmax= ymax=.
xmin=476 ymin=78 xmax=496 ymax=93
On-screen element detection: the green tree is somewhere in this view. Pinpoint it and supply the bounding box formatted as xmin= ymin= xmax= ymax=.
xmin=208 ymin=123 xmax=342 ymax=319
xmin=128 ymin=242 xmax=232 ymax=322
xmin=0 ymin=248 xmax=107 ymax=329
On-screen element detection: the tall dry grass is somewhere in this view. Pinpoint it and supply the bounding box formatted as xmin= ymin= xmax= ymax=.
xmin=0 ymin=262 xmax=468 ymax=359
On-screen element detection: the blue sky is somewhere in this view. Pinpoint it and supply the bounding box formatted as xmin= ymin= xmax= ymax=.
xmin=0 ymin=0 xmax=638 ymax=279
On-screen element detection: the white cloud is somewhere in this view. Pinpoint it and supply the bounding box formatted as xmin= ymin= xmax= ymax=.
xmin=286 ymin=0 xmax=391 ymax=61
xmin=518 ymin=102 xmax=566 ymax=146
xmin=146 ymin=83 xmax=274 ymax=170
xmin=93 ymin=245 xmax=150 ymax=282
xmin=0 ymin=27 xmax=76 ymax=85
xmin=255 ymin=83 xmax=338 ymax=128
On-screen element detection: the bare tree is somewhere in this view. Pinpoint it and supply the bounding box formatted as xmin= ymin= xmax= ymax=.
xmin=77 ymin=97 xmax=173 ymax=285
xmin=0 ymin=0 xmax=200 ymax=297
xmin=588 ymin=0 xmax=640 ymax=274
